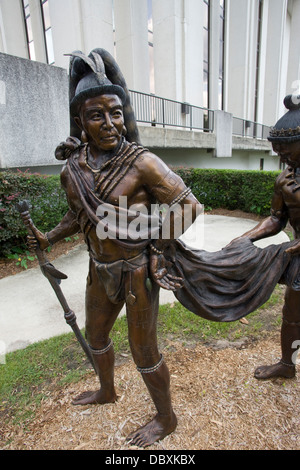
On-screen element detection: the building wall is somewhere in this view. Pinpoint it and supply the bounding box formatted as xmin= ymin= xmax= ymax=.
xmin=0 ymin=52 xmax=68 ymax=169
xmin=0 ymin=48 xmax=275 ymax=172
xmin=0 ymin=0 xmax=299 ymax=171
xmin=1 ymin=1 xmax=299 ymax=117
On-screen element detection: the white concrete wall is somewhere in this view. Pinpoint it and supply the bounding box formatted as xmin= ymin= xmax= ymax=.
xmin=150 ymin=146 xmax=278 ymax=172
xmin=0 ymin=53 xmax=68 ymax=169
xmin=0 ymin=50 xmax=274 ymax=173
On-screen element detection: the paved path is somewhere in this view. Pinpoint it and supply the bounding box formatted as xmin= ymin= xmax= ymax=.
xmin=0 ymin=215 xmax=289 ymax=353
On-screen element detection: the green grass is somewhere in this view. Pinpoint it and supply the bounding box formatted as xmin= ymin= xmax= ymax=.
xmin=157 ymin=284 xmax=283 ymax=343
xmin=0 ymin=286 xmax=284 ymax=429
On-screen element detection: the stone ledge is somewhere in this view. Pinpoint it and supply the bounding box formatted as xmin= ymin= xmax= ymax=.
xmin=138 ymin=125 xmax=272 ymax=154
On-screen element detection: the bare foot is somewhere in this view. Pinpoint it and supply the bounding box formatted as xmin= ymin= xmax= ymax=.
xmin=72 ymin=389 xmax=117 ymax=406
xmin=254 ymin=361 xmax=295 ymax=380
xmin=126 ymin=412 xmax=177 ymax=448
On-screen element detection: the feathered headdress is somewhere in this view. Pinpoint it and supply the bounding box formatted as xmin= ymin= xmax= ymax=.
xmin=68 ymin=48 xmax=141 ymax=144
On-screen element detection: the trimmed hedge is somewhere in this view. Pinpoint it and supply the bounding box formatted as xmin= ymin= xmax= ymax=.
xmin=0 ymin=170 xmax=68 ymax=256
xmin=0 ymin=167 xmax=280 ymax=257
xmin=174 ymin=167 xmax=279 ymax=216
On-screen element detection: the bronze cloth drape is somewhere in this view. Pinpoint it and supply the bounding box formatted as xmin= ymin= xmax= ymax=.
xmin=165 ymin=238 xmax=300 ymax=322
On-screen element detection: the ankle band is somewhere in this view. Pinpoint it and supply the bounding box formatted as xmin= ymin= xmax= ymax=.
xmin=280 ymin=359 xmax=296 ymax=368
xmin=282 ymin=317 xmax=300 ymax=326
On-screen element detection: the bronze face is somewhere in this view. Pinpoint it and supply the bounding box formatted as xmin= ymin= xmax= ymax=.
xmin=76 ymin=94 xmax=124 ymax=153
xmin=272 ymin=140 xmax=300 ymax=168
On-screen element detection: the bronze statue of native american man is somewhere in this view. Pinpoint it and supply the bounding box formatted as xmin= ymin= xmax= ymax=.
xmin=26 ymin=48 xmax=201 ymax=448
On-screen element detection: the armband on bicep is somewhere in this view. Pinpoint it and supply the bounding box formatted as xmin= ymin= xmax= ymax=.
xmin=152 ymin=170 xmax=188 ymax=204
xmin=170 ymin=188 xmax=192 ymax=206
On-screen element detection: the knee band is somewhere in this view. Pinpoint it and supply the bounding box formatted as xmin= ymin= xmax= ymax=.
xmin=89 ymin=338 xmax=113 ymax=355
xmin=136 ymin=354 xmax=164 ymax=374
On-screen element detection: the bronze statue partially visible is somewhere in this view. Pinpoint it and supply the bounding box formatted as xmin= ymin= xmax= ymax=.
xmin=26 ymin=49 xmax=201 ymax=448
xmin=23 ymin=49 xmax=300 ymax=448
xmin=232 ymin=95 xmax=300 ymax=380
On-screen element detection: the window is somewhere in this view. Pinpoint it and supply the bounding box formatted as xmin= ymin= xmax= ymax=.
xmin=22 ymin=0 xmax=54 ymax=64
xmin=40 ymin=0 xmax=54 ymax=64
xmin=203 ymin=0 xmax=210 ymax=109
xmin=218 ymin=0 xmax=225 ymax=110
xmin=22 ymin=0 xmax=36 ymax=60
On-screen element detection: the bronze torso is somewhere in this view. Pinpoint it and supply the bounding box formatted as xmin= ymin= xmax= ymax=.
xmin=61 ymin=140 xmax=188 ymax=263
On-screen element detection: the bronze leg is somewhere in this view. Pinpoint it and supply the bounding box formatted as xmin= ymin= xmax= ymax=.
xmin=125 ymin=266 xmax=177 ymax=447
xmin=280 ymin=287 xmax=300 ymax=366
xmin=255 ymin=286 xmax=300 ymax=379
xmin=72 ymin=258 xmax=124 ymax=405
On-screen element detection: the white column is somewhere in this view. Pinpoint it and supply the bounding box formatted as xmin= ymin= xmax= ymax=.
xmin=209 ymin=0 xmax=221 ymax=111
xmin=0 ymin=0 xmax=28 ymax=59
xmin=49 ymin=0 xmax=115 ymax=69
xmin=286 ymin=0 xmax=300 ymax=96
xmin=245 ymin=0 xmax=259 ymax=121
xmin=48 ymin=0 xmax=83 ymax=69
xmin=78 ymin=0 xmax=114 ymax=56
xmin=152 ymin=0 xmax=184 ymax=101
xmin=182 ymin=0 xmax=203 ymax=107
xmin=254 ymin=0 xmax=269 ymax=124
xmin=114 ymin=0 xmax=150 ymax=93
xmin=226 ymin=0 xmax=259 ymax=120
xmin=263 ymin=0 xmax=288 ymax=125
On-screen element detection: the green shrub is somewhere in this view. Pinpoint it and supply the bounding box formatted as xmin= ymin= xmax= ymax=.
xmin=0 ymin=166 xmax=281 ymax=258
xmin=0 ymin=169 xmax=68 ymax=256
xmin=174 ymin=167 xmax=280 ymax=215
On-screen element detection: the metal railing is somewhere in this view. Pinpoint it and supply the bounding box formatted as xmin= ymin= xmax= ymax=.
xmin=232 ymin=116 xmax=270 ymax=140
xmin=129 ymin=90 xmax=271 ymax=141
xmin=129 ymin=90 xmax=214 ymax=132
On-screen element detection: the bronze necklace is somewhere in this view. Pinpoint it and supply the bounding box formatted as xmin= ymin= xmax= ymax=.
xmin=84 ymin=140 xmax=125 ymax=173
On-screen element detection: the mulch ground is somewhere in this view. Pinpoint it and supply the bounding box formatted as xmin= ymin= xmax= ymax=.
xmin=1 ymin=209 xmax=299 ymax=451
xmin=1 ymin=334 xmax=299 ymax=451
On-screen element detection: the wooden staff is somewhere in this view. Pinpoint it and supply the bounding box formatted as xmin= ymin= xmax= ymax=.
xmin=16 ymin=200 xmax=96 ymax=373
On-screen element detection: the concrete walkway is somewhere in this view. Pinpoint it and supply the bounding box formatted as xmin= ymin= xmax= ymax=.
xmin=0 ymin=215 xmax=289 ymax=353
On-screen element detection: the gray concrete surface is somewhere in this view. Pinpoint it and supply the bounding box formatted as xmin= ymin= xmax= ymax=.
xmin=0 ymin=215 xmax=289 ymax=353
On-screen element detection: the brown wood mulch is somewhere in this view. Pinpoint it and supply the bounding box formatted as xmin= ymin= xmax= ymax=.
xmin=1 ymin=334 xmax=299 ymax=451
